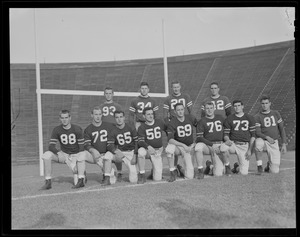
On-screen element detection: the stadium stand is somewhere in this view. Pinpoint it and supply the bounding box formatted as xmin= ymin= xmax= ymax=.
xmin=10 ymin=40 xmax=295 ymax=165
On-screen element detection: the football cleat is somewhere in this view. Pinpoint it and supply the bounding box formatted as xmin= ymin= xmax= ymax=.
xmin=40 ymin=179 xmax=52 ymax=190
xmin=137 ymin=173 xmax=145 ymax=184
xmin=197 ymin=168 xmax=204 ymax=179
xmin=147 ymin=169 xmax=153 ymax=180
xmin=231 ymin=162 xmax=239 ymax=174
xmin=204 ymin=160 xmax=212 ymax=175
xmin=72 ymin=178 xmax=84 ymax=189
xmin=256 ymin=165 xmax=263 ymax=175
xmin=168 ymin=170 xmax=177 ymax=182
xmin=176 ymin=164 xmax=185 ymax=178
xmin=117 ymin=173 xmax=122 ymax=182
xmin=100 ymin=174 xmax=105 ymax=184
xmin=102 ymin=175 xmax=111 ymax=186
xmin=225 ymin=164 xmax=232 ymax=176
xmin=264 ymin=161 xmax=270 ymax=173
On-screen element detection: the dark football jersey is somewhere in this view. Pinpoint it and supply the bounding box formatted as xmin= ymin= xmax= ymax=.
xmin=201 ymin=95 xmax=231 ymax=118
xmin=107 ymin=123 xmax=138 ymax=151
xmin=129 ymin=96 xmax=159 ymax=122
xmin=138 ymin=119 xmax=167 ymax=149
xmin=163 ymin=93 xmax=193 ymax=119
xmin=254 ymin=110 xmax=284 ymax=140
xmin=49 ymin=124 xmax=84 ymax=154
xmin=84 ymin=122 xmax=115 ymax=153
xmin=196 ymin=114 xmax=225 ymax=144
xmin=167 ymin=114 xmax=198 ymax=146
xmin=224 ymin=113 xmax=256 ymax=142
xmin=99 ymin=101 xmax=122 ymax=124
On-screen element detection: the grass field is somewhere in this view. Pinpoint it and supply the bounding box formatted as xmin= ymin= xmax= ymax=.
xmin=11 ymin=151 xmax=295 ymax=230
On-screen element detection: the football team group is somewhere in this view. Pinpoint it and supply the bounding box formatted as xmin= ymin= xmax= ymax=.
xmin=40 ymin=81 xmax=287 ymax=190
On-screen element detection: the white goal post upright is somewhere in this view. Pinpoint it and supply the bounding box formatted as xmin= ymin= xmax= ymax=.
xmin=35 ymin=10 xmax=169 ymax=176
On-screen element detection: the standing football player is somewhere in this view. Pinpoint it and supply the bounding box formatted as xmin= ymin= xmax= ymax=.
xmin=201 ymin=82 xmax=232 ymax=119
xmin=99 ymin=87 xmax=123 ymax=180
xmin=40 ymin=110 xmax=86 ymax=190
xmin=163 ymin=81 xmax=193 ymax=122
xmin=221 ymin=100 xmax=256 ymax=175
xmin=103 ymin=110 xmax=139 ymax=185
xmin=129 ymin=82 xmax=159 ymax=130
xmin=195 ymin=102 xmax=231 ymax=178
xmin=83 ymin=106 xmax=117 ymax=184
xmin=136 ymin=107 xmax=168 ymax=184
xmin=165 ymin=103 xmax=198 ymax=182
xmin=254 ymin=95 xmax=287 ymax=174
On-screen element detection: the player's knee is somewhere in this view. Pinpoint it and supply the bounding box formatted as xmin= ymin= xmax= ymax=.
xmin=42 ymin=151 xmax=54 ymax=160
xmin=104 ymin=151 xmax=114 ymax=161
xmin=255 ymin=138 xmax=265 ymax=152
xmin=165 ymin=143 xmax=176 ymax=155
xmin=220 ymin=143 xmax=229 ymax=153
xmin=77 ymin=151 xmax=86 ymax=162
xmin=194 ymin=142 xmax=205 ymax=152
xmin=138 ymin=147 xmax=147 ymax=157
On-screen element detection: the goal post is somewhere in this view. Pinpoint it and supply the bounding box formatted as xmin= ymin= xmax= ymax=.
xmin=34 ymin=10 xmax=170 ymax=176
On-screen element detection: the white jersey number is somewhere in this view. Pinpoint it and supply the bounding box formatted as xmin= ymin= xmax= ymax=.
xmin=91 ymin=130 xmax=108 ymax=143
xmin=60 ymin=133 xmax=76 ymax=145
xmin=117 ymin=132 xmax=132 ymax=145
xmin=102 ymin=106 xmax=116 ymax=116
xmin=177 ymin=124 xmax=192 ymax=137
xmin=233 ymin=120 xmax=249 ymax=131
xmin=263 ymin=116 xmax=276 ymax=127
xmin=170 ymin=98 xmax=185 ymax=110
xmin=207 ymin=121 xmax=223 ymax=133
xmin=137 ymin=102 xmax=152 ymax=113
xmin=211 ymin=100 xmax=224 ymax=110
xmin=145 ymin=127 xmax=161 ymax=140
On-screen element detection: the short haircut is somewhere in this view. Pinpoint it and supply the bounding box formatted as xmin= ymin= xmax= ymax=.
xmin=140 ymin=82 xmax=149 ymax=88
xmin=260 ymin=95 xmax=271 ymax=102
xmin=143 ymin=106 xmax=153 ymax=115
xmin=210 ymin=82 xmax=219 ymax=87
xmin=91 ymin=106 xmax=102 ymax=114
xmin=104 ymin=86 xmax=114 ymax=92
xmin=232 ymin=100 xmax=243 ymax=106
xmin=171 ymin=81 xmax=180 ymax=86
xmin=204 ymin=101 xmax=214 ymax=108
xmin=60 ymin=109 xmax=71 ymax=116
xmin=114 ymin=110 xmax=125 ymax=117
xmin=174 ymin=102 xmax=184 ymax=110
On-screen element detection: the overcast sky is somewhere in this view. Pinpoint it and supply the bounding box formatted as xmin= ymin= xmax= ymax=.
xmin=9 ymin=7 xmax=295 ymax=64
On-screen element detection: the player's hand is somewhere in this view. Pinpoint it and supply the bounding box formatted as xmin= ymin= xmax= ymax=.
xmin=266 ymin=136 xmax=275 ymax=144
xmin=225 ymin=140 xmax=233 ymax=146
xmin=208 ymin=146 xmax=216 ymax=158
xmin=148 ymin=146 xmax=156 ymax=155
xmin=281 ymin=143 xmax=287 ymax=154
xmin=245 ymin=150 xmax=252 ymax=160
xmin=130 ymin=154 xmax=138 ymax=165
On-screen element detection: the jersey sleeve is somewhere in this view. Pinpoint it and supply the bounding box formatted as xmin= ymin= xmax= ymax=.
xmin=163 ymin=97 xmax=170 ymax=111
xmin=137 ymin=125 xmax=149 ymax=149
xmin=129 ymin=99 xmax=136 ymax=114
xmin=166 ymin=122 xmax=175 ymax=141
xmin=254 ymin=114 xmax=267 ymax=140
xmin=248 ymin=115 xmax=256 ymax=138
xmin=75 ymin=126 xmax=85 ymax=152
xmin=186 ymin=94 xmax=193 ymax=109
xmin=276 ymin=111 xmax=287 ymax=143
xmin=223 ymin=117 xmax=231 ymax=137
xmin=83 ymin=127 xmax=92 ymax=151
xmin=107 ymin=129 xmax=117 ymax=153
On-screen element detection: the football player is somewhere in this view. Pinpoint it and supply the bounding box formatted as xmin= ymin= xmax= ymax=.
xmin=40 ymin=110 xmax=86 ymax=190
xmin=136 ymin=107 xmax=168 ymax=184
xmin=99 ymin=87 xmax=123 ymax=180
xmin=254 ymin=95 xmax=287 ymax=174
xmin=165 ymin=103 xmax=198 ymax=182
xmin=129 ymin=82 xmax=159 ymax=130
xmin=163 ymin=81 xmax=193 ymax=122
xmin=195 ymin=102 xmax=231 ymax=178
xmin=83 ymin=106 xmax=117 ymax=184
xmin=221 ymin=100 xmax=256 ymax=175
xmin=103 ymin=110 xmax=139 ymax=185
xmin=201 ymin=82 xmax=232 ymax=119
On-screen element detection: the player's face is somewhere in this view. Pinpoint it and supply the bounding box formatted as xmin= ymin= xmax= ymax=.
xmin=233 ymin=103 xmax=244 ymax=114
xmin=205 ymin=104 xmax=215 ymax=117
xmin=175 ymin=105 xmax=185 ymax=118
xmin=92 ymin=109 xmax=102 ymax=123
xmin=115 ymin=113 xmax=125 ymax=126
xmin=261 ymin=99 xmax=271 ymax=112
xmin=60 ymin=113 xmax=71 ymax=127
xmin=144 ymin=110 xmax=154 ymax=123
xmin=104 ymin=89 xmax=113 ymax=102
xmin=210 ymin=85 xmax=220 ymax=96
xmin=140 ymin=86 xmax=149 ymax=96
xmin=172 ymin=83 xmax=181 ymax=95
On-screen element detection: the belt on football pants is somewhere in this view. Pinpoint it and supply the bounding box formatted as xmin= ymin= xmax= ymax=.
xmin=234 ymin=141 xmax=248 ymax=145
xmin=212 ymin=141 xmax=223 ymax=144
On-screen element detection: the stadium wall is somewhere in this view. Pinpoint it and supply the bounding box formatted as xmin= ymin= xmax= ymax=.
xmin=10 ymin=40 xmax=295 ymax=165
